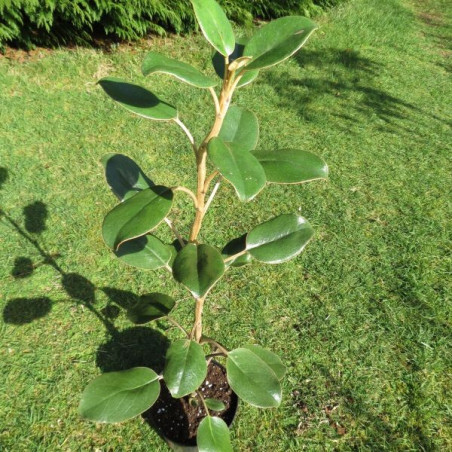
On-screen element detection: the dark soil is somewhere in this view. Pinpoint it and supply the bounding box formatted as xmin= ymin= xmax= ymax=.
xmin=144 ymin=361 xmax=238 ymax=446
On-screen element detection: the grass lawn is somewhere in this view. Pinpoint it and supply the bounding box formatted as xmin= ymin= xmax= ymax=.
xmin=0 ymin=0 xmax=450 ymax=450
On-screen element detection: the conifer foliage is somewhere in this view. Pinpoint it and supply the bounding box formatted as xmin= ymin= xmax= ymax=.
xmin=0 ymin=0 xmax=345 ymax=49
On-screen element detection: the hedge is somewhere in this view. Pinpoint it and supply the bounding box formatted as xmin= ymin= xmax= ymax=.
xmin=0 ymin=0 xmax=346 ymax=49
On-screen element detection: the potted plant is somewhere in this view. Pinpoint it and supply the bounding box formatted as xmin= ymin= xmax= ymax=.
xmin=79 ymin=0 xmax=327 ymax=450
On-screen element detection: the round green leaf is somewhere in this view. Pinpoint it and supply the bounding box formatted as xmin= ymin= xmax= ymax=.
xmin=163 ymin=339 xmax=207 ymax=398
xmin=101 ymin=153 xmax=154 ymax=201
xmin=243 ymin=345 xmax=285 ymax=380
xmin=102 ymin=186 xmax=173 ymax=250
xmin=172 ymin=243 xmax=225 ymax=299
xmin=219 ymin=106 xmax=259 ymax=150
xmin=222 ymin=234 xmax=252 ymax=267
xmin=226 ymin=348 xmax=282 ymax=408
xmin=142 ymin=51 xmax=218 ymax=89
xmin=204 ymin=398 xmax=226 ymax=412
xmin=244 ymin=17 xmax=318 ymax=71
xmin=212 ymin=39 xmax=259 ymax=88
xmin=115 ymin=235 xmax=172 ymax=270
xmin=207 ymin=137 xmax=266 ymax=202
xmin=246 ymin=214 xmax=314 ymax=264
xmin=197 ymin=416 xmax=233 ymax=452
xmin=191 ymin=0 xmax=235 ymax=57
xmin=252 ymin=149 xmax=328 ymax=184
xmin=98 ymin=77 xmax=177 ymax=120
xmin=79 ymin=367 xmax=160 ymax=423
xmin=127 ymin=293 xmax=176 ymax=324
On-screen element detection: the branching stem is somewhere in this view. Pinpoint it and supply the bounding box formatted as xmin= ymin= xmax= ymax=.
xmin=187 ymin=57 xmax=241 ymax=342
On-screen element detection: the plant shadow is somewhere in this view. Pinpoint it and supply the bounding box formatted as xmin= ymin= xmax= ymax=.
xmin=261 ymin=47 xmax=450 ymax=134
xmin=96 ymin=326 xmax=169 ymax=374
xmin=0 ymin=185 xmax=163 ymax=342
xmin=3 ymin=297 xmax=53 ymax=325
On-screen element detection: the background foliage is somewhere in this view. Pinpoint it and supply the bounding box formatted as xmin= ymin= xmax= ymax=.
xmin=0 ymin=0 xmax=347 ymax=49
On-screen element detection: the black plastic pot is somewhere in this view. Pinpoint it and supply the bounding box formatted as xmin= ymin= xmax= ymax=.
xmin=144 ymin=361 xmax=238 ymax=451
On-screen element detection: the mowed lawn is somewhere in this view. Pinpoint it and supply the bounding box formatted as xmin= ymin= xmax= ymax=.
xmin=0 ymin=0 xmax=450 ymax=450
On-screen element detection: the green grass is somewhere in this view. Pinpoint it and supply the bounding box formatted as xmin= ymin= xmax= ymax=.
xmin=0 ymin=0 xmax=451 ymax=450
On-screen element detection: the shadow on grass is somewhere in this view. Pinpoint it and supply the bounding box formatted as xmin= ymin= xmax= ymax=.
xmin=262 ymin=47 xmax=450 ymax=133
xmin=291 ymin=362 xmax=436 ymax=450
xmin=2 ymin=200 xmax=170 ymax=377
xmin=0 ymin=167 xmax=8 ymax=188
xmin=0 ymin=185 xmax=166 ymax=337
xmin=97 ymin=326 xmax=169 ymax=374
xmin=0 ymin=168 xmax=171 ymax=379
xmin=2 ymin=297 xmax=53 ymax=324
xmin=417 ymin=10 xmax=452 ymax=72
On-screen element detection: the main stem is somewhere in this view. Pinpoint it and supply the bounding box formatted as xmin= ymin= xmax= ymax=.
xmin=192 ymin=297 xmax=205 ymax=343
xmin=190 ymin=60 xmax=237 ymax=342
xmin=189 ymin=63 xmax=235 ymax=243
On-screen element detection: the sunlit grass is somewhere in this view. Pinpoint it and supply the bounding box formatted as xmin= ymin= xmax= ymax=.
xmin=0 ymin=0 xmax=450 ymax=450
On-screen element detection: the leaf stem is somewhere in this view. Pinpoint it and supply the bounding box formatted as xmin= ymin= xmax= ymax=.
xmin=224 ymin=249 xmax=247 ymax=263
xmin=173 ymin=186 xmax=198 ymax=208
xmin=173 ymin=117 xmax=196 ymax=154
xmin=206 ymin=352 xmax=227 ymax=359
xmin=203 ymin=180 xmax=221 ymax=214
xmin=196 ymin=389 xmax=210 ymax=415
xmin=164 ymin=217 xmax=185 ymax=247
xmin=201 ymin=336 xmax=229 ymax=356
xmin=209 ymin=87 xmax=220 ymax=115
xmin=203 ymin=170 xmax=219 ymax=193
xmin=167 ymin=316 xmax=190 ymax=337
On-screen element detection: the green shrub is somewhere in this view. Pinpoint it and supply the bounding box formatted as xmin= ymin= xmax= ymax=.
xmin=0 ymin=0 xmax=347 ymax=50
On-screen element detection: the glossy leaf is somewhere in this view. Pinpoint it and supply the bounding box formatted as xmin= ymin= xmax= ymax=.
xmin=207 ymin=137 xmax=266 ymax=202
xmin=172 ymin=243 xmax=225 ymax=298
xmin=243 ymin=345 xmax=285 ymax=380
xmin=127 ymin=293 xmax=176 ymax=324
xmin=222 ymin=234 xmax=252 ymax=267
xmin=226 ymin=348 xmax=281 ymax=408
xmin=98 ymin=77 xmax=177 ymax=120
xmin=191 ymin=0 xmax=235 ymax=57
xmin=101 ymin=153 xmax=154 ymax=201
xmin=204 ymin=398 xmax=226 ymax=412
xmin=244 ymin=17 xmax=318 ymax=71
xmin=163 ymin=339 xmax=207 ymax=398
xmin=219 ymin=106 xmax=259 ymax=150
xmin=102 ymin=186 xmax=173 ymax=250
xmin=197 ymin=416 xmax=233 ymax=452
xmin=115 ymin=235 xmax=172 ymax=270
xmin=253 ymin=149 xmax=328 ymax=184
xmin=79 ymin=367 xmax=160 ymax=423
xmin=142 ymin=52 xmax=217 ymax=88
xmin=212 ymin=39 xmax=259 ymax=87
xmin=246 ymin=214 xmax=314 ymax=264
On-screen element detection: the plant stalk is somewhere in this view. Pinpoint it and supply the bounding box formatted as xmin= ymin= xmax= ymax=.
xmin=188 ymin=60 xmax=240 ymax=342
xmin=189 ymin=64 xmax=236 ymax=242
xmin=192 ymin=296 xmax=205 ymax=342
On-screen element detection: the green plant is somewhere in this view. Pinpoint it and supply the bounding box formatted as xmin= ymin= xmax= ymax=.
xmin=78 ymin=0 xmax=327 ymax=449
